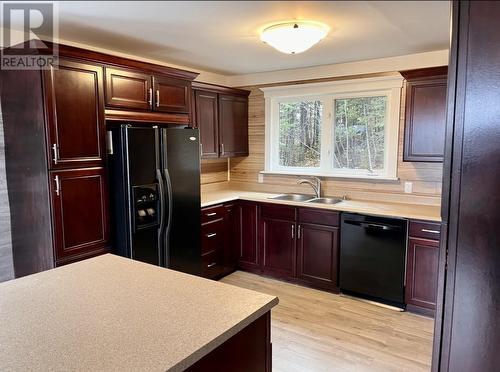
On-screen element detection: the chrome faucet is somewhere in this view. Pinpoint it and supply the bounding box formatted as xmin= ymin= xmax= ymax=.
xmin=297 ymin=177 xmax=321 ymax=198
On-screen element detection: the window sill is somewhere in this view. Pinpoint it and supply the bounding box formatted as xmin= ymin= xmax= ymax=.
xmin=260 ymin=170 xmax=399 ymax=182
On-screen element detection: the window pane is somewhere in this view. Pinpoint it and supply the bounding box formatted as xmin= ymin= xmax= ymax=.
xmin=333 ymin=96 xmax=387 ymax=172
xmin=278 ymin=100 xmax=322 ymax=167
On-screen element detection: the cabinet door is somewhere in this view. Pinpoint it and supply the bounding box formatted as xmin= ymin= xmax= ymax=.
xmin=235 ymin=202 xmax=259 ymax=271
xmin=105 ymin=67 xmax=152 ymax=110
xmin=405 ymin=237 xmax=439 ymax=313
xmin=222 ymin=203 xmax=238 ymax=274
xmin=44 ymin=59 xmax=106 ymax=169
xmin=403 ymin=76 xmax=447 ymax=162
xmin=297 ymin=223 xmax=339 ymax=290
xmin=260 ymin=218 xmax=296 ymax=279
xmin=153 ymin=75 xmax=191 ymax=113
xmin=50 ymin=168 xmax=110 ymax=264
xmin=218 ymin=94 xmax=248 ymax=157
xmin=195 ymin=90 xmax=219 ymax=158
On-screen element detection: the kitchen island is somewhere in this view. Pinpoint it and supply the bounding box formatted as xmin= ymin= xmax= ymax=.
xmin=0 ymin=254 xmax=278 ymax=371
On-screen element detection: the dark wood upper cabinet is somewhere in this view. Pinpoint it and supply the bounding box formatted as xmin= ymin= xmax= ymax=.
xmin=401 ymin=66 xmax=448 ymax=162
xmin=405 ymin=237 xmax=439 ymax=314
xmin=195 ymin=90 xmax=219 ymax=158
xmin=192 ymin=82 xmax=249 ymax=158
xmin=219 ymin=94 xmax=249 ymax=157
xmin=44 ymin=60 xmax=106 ymax=169
xmin=105 ymin=67 xmax=152 ymax=110
xmin=153 ymin=75 xmax=191 ymax=113
xmin=50 ymin=167 xmax=110 ymax=265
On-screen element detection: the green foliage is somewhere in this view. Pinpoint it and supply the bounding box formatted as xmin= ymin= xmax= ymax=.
xmin=279 ymin=100 xmax=322 ymax=167
xmin=334 ymin=96 xmax=386 ymax=171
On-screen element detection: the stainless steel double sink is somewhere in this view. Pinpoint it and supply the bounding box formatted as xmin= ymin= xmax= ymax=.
xmin=269 ymin=194 xmax=343 ymax=205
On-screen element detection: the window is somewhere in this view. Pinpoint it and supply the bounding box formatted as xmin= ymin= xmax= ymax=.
xmin=263 ymin=76 xmax=402 ymax=180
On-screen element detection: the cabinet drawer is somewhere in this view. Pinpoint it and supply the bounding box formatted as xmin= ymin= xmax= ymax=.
xmin=201 ymin=204 xmax=225 ymax=223
xmin=298 ymin=208 xmax=339 ymax=227
xmin=260 ymin=204 xmax=295 ymax=221
xmin=409 ymin=220 xmax=441 ymax=240
xmin=201 ymin=248 xmax=223 ymax=279
xmin=201 ymin=219 xmax=224 ymax=254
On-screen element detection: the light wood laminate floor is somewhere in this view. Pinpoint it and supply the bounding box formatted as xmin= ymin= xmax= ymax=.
xmin=221 ymin=271 xmax=434 ymax=372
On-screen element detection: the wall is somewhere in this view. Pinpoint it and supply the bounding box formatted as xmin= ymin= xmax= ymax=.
xmin=200 ymin=158 xmax=229 ymax=185
xmin=228 ymin=75 xmax=443 ymax=206
xmin=0 ymin=103 xmax=14 ymax=282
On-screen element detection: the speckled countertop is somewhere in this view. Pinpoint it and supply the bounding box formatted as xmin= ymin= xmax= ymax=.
xmin=0 ymin=254 xmax=278 ymax=371
xmin=201 ymin=189 xmax=441 ymax=222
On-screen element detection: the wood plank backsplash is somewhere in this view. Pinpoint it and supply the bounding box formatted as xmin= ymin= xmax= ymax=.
xmin=228 ymin=76 xmax=443 ymax=206
xmin=200 ymin=158 xmax=229 ymax=185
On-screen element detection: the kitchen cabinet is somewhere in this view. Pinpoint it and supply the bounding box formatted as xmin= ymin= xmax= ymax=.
xmin=234 ymin=201 xmax=260 ymax=271
xmin=153 ymin=75 xmax=191 ymax=113
xmin=200 ymin=204 xmax=226 ymax=279
xmin=1 ymin=41 xmax=199 ymax=277
xmin=105 ymin=67 xmax=191 ymax=114
xmin=260 ymin=204 xmax=296 ymax=279
xmin=218 ymin=94 xmax=249 ymax=157
xmin=50 ymin=168 xmax=110 ymax=264
xmin=105 ymin=67 xmax=152 ymax=110
xmin=405 ymin=220 xmax=441 ymax=316
xmin=401 ymin=66 xmax=448 ymax=162
xmin=192 ymin=82 xmax=250 ymax=159
xmin=195 ymin=90 xmax=219 ymax=158
xmin=45 ymin=59 xmax=106 ymax=169
xmin=296 ymin=208 xmax=340 ymax=291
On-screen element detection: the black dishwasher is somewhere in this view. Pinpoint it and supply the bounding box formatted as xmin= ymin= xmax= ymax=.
xmin=340 ymin=213 xmax=407 ymax=308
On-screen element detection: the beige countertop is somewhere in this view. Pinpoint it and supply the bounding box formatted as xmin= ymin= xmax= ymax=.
xmin=0 ymin=254 xmax=278 ymax=371
xmin=201 ymin=189 xmax=441 ymax=222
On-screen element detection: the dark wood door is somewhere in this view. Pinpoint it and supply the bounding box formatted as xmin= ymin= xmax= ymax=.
xmin=44 ymin=59 xmax=106 ymax=169
xmin=105 ymin=67 xmax=152 ymax=110
xmin=222 ymin=203 xmax=238 ymax=275
xmin=50 ymin=167 xmax=110 ymax=264
xmin=260 ymin=217 xmax=296 ymax=279
xmin=402 ymin=68 xmax=447 ymax=162
xmin=405 ymin=237 xmax=439 ymax=314
xmin=195 ymin=90 xmax=219 ymax=158
xmin=436 ymin=2 xmax=500 ymax=371
xmin=218 ymin=94 xmax=249 ymax=157
xmin=153 ymin=75 xmax=191 ymax=113
xmin=235 ymin=202 xmax=259 ymax=271
xmin=297 ymin=223 xmax=339 ymax=290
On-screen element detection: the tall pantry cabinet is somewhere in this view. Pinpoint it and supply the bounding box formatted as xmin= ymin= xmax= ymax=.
xmin=1 ymin=59 xmax=110 ymax=276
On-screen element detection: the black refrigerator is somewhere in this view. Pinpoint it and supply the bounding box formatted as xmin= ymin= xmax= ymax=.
xmin=108 ymin=124 xmax=201 ymax=275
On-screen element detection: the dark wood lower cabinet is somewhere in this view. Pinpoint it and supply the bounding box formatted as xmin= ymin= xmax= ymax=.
xmin=186 ymin=311 xmax=271 ymax=372
xmin=235 ymin=202 xmax=260 ymax=271
xmin=405 ymin=237 xmax=439 ymax=315
xmin=50 ymin=167 xmax=110 ymax=265
xmin=297 ymin=223 xmax=339 ymax=291
xmin=260 ymin=217 xmax=296 ymax=279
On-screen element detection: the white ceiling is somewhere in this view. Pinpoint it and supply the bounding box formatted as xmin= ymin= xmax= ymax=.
xmin=52 ymin=1 xmax=449 ymax=75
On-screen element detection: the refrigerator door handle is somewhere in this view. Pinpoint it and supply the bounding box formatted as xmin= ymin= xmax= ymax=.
xmin=163 ymin=167 xmax=174 ymax=268
xmin=156 ymin=169 xmax=166 ymax=256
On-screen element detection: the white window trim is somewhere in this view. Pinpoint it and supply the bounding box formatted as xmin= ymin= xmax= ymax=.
xmin=262 ymin=76 xmax=403 ymax=181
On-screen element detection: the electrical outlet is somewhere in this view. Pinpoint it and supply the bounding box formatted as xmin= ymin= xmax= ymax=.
xmin=258 ymin=173 xmax=264 ymax=183
xmin=404 ymin=182 xmax=413 ymax=193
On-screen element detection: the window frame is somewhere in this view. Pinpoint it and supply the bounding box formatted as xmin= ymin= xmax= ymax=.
xmin=262 ymin=76 xmax=403 ymax=180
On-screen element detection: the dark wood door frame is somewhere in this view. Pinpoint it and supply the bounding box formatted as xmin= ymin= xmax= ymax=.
xmin=433 ymin=1 xmax=500 ymax=371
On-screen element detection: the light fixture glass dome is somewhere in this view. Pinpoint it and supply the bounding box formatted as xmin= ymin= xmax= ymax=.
xmin=260 ymin=21 xmax=329 ymax=54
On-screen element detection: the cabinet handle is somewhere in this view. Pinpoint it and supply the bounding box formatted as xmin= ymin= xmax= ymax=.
xmin=54 ymin=175 xmax=61 ymax=196
xmin=291 ymin=224 xmax=295 ymax=239
xmin=52 ymin=144 xmax=59 ymax=164
xmin=156 ymin=90 xmax=160 ymax=107
xmin=206 ymin=233 xmax=217 ymax=238
xmin=206 ymin=212 xmax=217 ymax=217
xmin=422 ymin=229 xmax=440 ymax=234
xmin=148 ymin=88 xmax=153 ymax=108
xmin=220 ymin=143 xmax=225 ymax=155
xmin=298 ymin=225 xmax=301 ymax=239
xmin=207 ymin=262 xmax=217 ymax=268
xmin=200 ymin=143 xmax=203 ymax=155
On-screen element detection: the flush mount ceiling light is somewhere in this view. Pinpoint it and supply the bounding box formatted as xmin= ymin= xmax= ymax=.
xmin=260 ymin=21 xmax=329 ymax=54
